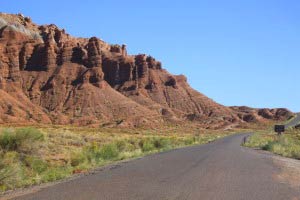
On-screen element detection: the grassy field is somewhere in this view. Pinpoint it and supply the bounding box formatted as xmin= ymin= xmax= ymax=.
xmin=244 ymin=128 xmax=300 ymax=160
xmin=0 ymin=125 xmax=236 ymax=193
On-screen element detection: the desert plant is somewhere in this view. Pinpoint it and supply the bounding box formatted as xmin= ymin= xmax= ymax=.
xmin=140 ymin=139 xmax=155 ymax=152
xmin=153 ymin=138 xmax=171 ymax=150
xmin=24 ymin=156 xmax=48 ymax=174
xmin=0 ymin=127 xmax=44 ymax=154
xmin=184 ymin=137 xmax=194 ymax=145
xmin=0 ymin=128 xmax=17 ymax=152
xmin=100 ymin=144 xmax=119 ymax=160
xmin=84 ymin=143 xmax=102 ymax=163
xmin=70 ymin=151 xmax=86 ymax=167
xmin=41 ymin=167 xmax=71 ymax=182
xmin=0 ymin=159 xmax=14 ymax=191
xmin=245 ymin=130 xmax=300 ymax=160
xmin=0 ymin=152 xmax=22 ymax=191
xmin=115 ymin=140 xmax=127 ymax=152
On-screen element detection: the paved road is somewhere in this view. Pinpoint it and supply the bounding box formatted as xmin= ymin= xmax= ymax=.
xmin=285 ymin=113 xmax=300 ymax=128
xmin=12 ymin=133 xmax=300 ymax=200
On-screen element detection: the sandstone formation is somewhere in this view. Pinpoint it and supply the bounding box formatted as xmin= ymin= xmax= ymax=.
xmin=0 ymin=13 xmax=293 ymax=128
xmin=230 ymin=106 xmax=292 ymax=123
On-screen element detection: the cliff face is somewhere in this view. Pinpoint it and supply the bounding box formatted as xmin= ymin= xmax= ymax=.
xmin=0 ymin=13 xmax=293 ymax=127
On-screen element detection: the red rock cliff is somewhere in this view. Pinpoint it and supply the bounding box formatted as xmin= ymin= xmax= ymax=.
xmin=0 ymin=13 xmax=293 ymax=127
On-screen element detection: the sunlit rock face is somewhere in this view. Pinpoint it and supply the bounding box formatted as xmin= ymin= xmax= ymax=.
xmin=0 ymin=13 xmax=293 ymax=127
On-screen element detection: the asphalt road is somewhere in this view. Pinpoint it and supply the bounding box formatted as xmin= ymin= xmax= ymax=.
xmin=285 ymin=113 xmax=300 ymax=128
xmin=12 ymin=133 xmax=300 ymax=200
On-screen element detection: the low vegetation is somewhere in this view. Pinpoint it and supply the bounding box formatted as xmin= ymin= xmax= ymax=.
xmin=244 ymin=128 xmax=300 ymax=160
xmin=0 ymin=126 xmax=233 ymax=193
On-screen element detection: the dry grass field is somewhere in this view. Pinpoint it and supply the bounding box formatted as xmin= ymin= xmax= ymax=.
xmin=0 ymin=125 xmax=240 ymax=193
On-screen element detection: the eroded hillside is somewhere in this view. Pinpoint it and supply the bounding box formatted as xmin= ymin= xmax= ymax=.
xmin=0 ymin=13 xmax=293 ymax=128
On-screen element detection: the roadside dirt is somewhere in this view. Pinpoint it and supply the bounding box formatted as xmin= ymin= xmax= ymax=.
xmin=273 ymin=155 xmax=300 ymax=199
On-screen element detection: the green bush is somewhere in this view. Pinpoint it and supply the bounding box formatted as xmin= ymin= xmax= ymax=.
xmin=0 ymin=129 xmax=17 ymax=152
xmin=115 ymin=140 xmax=127 ymax=152
xmin=84 ymin=143 xmax=102 ymax=163
xmin=0 ymin=127 xmax=44 ymax=154
xmin=70 ymin=152 xmax=86 ymax=167
xmin=124 ymin=141 xmax=138 ymax=152
xmin=83 ymin=143 xmax=120 ymax=162
xmin=184 ymin=138 xmax=194 ymax=145
xmin=153 ymin=138 xmax=171 ymax=150
xmin=244 ymin=133 xmax=274 ymax=148
xmin=140 ymin=139 xmax=155 ymax=152
xmin=126 ymin=138 xmax=140 ymax=150
xmin=41 ymin=167 xmax=70 ymax=182
xmin=246 ymin=131 xmax=300 ymax=160
xmin=0 ymin=152 xmax=22 ymax=191
xmin=100 ymin=144 xmax=119 ymax=160
xmin=24 ymin=156 xmax=48 ymax=174
xmin=291 ymin=147 xmax=300 ymax=159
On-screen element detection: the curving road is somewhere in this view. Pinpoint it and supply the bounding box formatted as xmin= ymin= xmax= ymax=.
xmin=285 ymin=113 xmax=300 ymax=128
xmin=11 ymin=133 xmax=300 ymax=200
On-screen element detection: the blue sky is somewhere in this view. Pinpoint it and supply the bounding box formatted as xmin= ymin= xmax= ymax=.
xmin=2 ymin=0 xmax=300 ymax=111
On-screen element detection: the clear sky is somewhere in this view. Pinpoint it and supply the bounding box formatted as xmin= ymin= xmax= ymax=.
xmin=2 ymin=0 xmax=300 ymax=111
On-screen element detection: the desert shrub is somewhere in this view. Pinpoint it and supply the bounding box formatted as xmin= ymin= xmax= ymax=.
xmin=184 ymin=138 xmax=194 ymax=145
xmin=100 ymin=144 xmax=119 ymax=160
xmin=153 ymin=138 xmax=171 ymax=150
xmin=261 ymin=143 xmax=271 ymax=151
xmin=83 ymin=143 xmax=102 ymax=163
xmin=244 ymin=133 xmax=274 ymax=148
xmin=128 ymin=138 xmax=140 ymax=150
xmin=140 ymin=139 xmax=155 ymax=152
xmin=0 ymin=127 xmax=44 ymax=154
xmin=0 ymin=129 xmax=17 ymax=151
xmin=41 ymin=167 xmax=70 ymax=182
xmin=24 ymin=156 xmax=48 ymax=174
xmin=291 ymin=147 xmax=300 ymax=159
xmin=0 ymin=152 xmax=22 ymax=191
xmin=115 ymin=140 xmax=127 ymax=152
xmin=265 ymin=135 xmax=300 ymax=159
xmin=246 ymin=131 xmax=300 ymax=160
xmin=70 ymin=151 xmax=86 ymax=167
xmin=123 ymin=140 xmax=138 ymax=152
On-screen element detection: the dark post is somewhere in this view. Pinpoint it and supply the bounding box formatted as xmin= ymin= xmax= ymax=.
xmin=274 ymin=125 xmax=285 ymax=136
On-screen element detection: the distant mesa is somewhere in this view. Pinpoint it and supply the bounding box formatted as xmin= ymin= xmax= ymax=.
xmin=0 ymin=13 xmax=293 ymax=128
